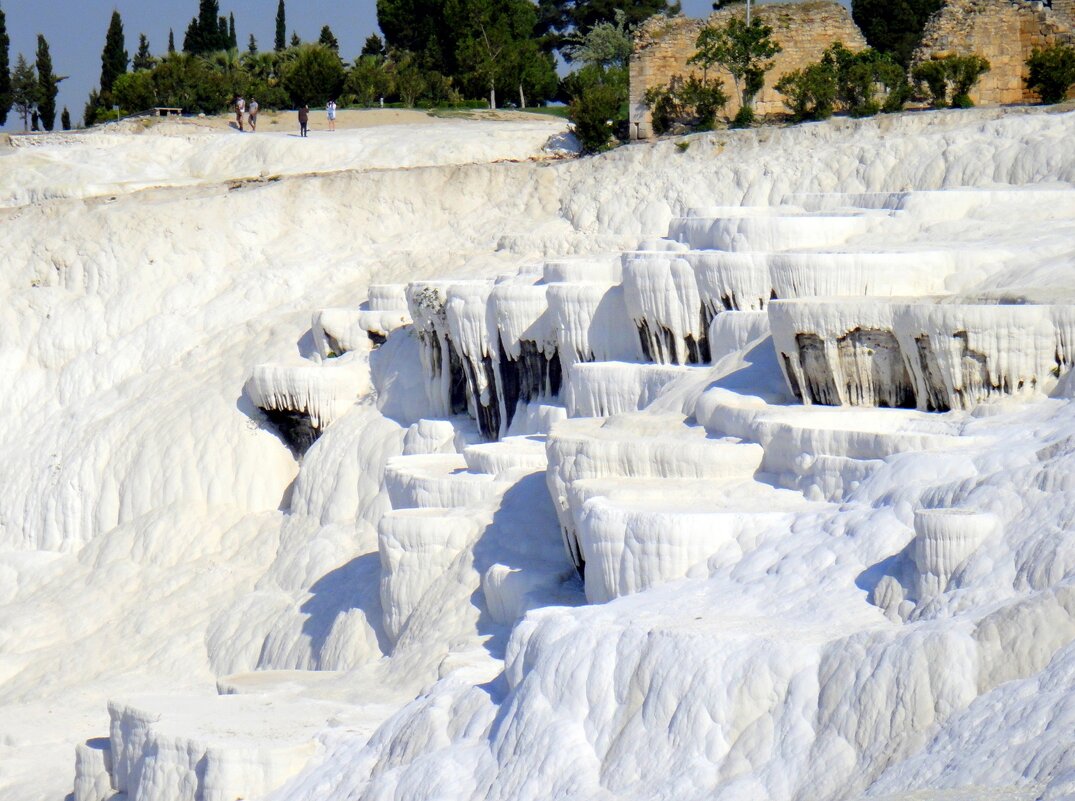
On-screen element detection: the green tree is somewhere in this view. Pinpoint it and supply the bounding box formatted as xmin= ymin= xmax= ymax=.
xmin=133 ymin=34 xmax=155 ymax=71
xmin=100 ymin=10 xmax=128 ymax=97
xmin=1026 ymin=45 xmax=1075 ymax=104
xmin=362 ymin=34 xmax=385 ymax=56
xmin=643 ymin=73 xmax=727 ymax=132
xmin=690 ymin=16 xmax=780 ymax=126
xmin=562 ymin=10 xmax=632 ymax=69
xmin=451 ymin=0 xmax=553 ymax=108
xmin=185 ymin=0 xmax=228 ymax=53
xmin=112 ymin=69 xmax=156 ymax=111
xmin=168 ymin=29 xmax=175 ymax=53
xmin=229 ymin=13 xmax=238 ymax=50
xmin=775 ymin=61 xmax=837 ymax=121
xmin=290 ymin=31 xmax=301 ymax=47
xmin=346 ymin=54 xmax=394 ymax=105
xmin=61 ymin=106 xmax=71 ymax=129
xmin=319 ymin=25 xmax=339 ymax=52
xmin=912 ymin=53 xmax=989 ymax=108
xmin=281 ymin=43 xmax=345 ymax=105
xmin=537 ymin=0 xmax=679 ymax=57
xmin=35 ymin=34 xmax=60 ymax=131
xmin=377 ymin=0 xmax=455 ymax=74
xmin=183 ymin=18 xmax=199 ymax=52
xmin=825 ymin=42 xmax=909 ymax=116
xmin=392 ymin=50 xmax=427 ymax=106
xmin=11 ymin=53 xmax=37 ymax=131
xmin=567 ymin=64 xmax=626 ymax=152
xmin=851 ymin=0 xmax=943 ymax=68
xmin=0 ymin=1 xmax=10 ymax=126
xmin=248 ymin=33 xmax=258 ymax=54
xmin=275 ymin=0 xmax=286 ymax=51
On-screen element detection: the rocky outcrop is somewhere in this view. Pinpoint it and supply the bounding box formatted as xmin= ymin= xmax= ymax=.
xmin=629 ymin=2 xmax=868 ymax=138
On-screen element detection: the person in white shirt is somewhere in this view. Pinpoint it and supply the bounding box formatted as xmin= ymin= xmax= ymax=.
xmin=326 ymin=99 xmax=337 ymax=131
xmin=235 ymin=96 xmax=245 ymax=132
xmin=248 ymin=98 xmax=259 ymax=132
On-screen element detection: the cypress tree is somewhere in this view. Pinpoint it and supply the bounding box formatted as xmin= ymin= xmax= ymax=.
xmin=218 ymin=15 xmax=228 ymax=49
xmin=198 ymin=0 xmax=221 ymax=49
xmin=248 ymin=33 xmax=258 ymax=54
xmin=361 ymin=34 xmax=385 ymax=57
xmin=61 ymin=106 xmax=71 ymax=130
xmin=0 ymin=1 xmax=10 ymax=127
xmin=229 ymin=13 xmax=237 ymax=49
xmin=275 ymin=0 xmax=286 ymax=51
xmin=35 ymin=34 xmax=58 ymax=131
xmin=133 ymin=33 xmax=154 ymax=70
xmin=168 ymin=28 xmax=175 ymax=53
xmin=290 ymin=30 xmax=300 ymax=47
xmin=318 ymin=25 xmax=339 ymax=52
xmin=183 ymin=17 xmax=198 ymax=52
xmin=100 ymin=10 xmax=128 ymax=96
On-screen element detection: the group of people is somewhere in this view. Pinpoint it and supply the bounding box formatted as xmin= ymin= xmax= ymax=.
xmin=298 ymin=99 xmax=337 ymax=137
xmin=235 ymin=96 xmax=336 ymax=137
xmin=232 ymin=96 xmax=260 ymax=132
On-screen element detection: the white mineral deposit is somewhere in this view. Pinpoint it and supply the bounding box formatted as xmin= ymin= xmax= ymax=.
xmin=2 ymin=103 xmax=1075 ymax=801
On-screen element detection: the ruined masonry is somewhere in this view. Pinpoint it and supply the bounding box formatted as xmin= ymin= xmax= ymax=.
xmin=629 ymin=2 xmax=867 ymax=139
xmin=913 ymin=0 xmax=1075 ymax=105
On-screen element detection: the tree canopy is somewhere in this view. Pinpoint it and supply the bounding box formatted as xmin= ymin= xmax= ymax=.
xmin=100 ymin=11 xmax=128 ymax=96
xmin=35 ymin=34 xmax=61 ymax=131
xmin=275 ymin=0 xmax=287 ymax=51
xmin=11 ymin=53 xmax=37 ymax=131
xmin=851 ymin=0 xmax=943 ymax=67
xmin=536 ymin=0 xmax=679 ymax=56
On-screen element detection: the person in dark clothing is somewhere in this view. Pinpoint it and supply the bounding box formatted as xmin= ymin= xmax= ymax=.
xmin=298 ymin=104 xmax=309 ymax=137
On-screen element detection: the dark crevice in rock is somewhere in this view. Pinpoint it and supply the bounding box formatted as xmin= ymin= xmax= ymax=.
xmin=259 ymin=408 xmax=320 ymax=457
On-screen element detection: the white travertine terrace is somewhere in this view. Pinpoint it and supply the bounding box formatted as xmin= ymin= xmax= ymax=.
xmin=911 ymin=508 xmax=1000 ymax=600
xmin=9 ymin=107 xmax=1075 ymax=801
xmin=686 ymin=251 xmax=772 ymax=313
xmin=541 ymin=254 xmax=623 ymax=283
xmin=771 ymin=298 xmax=1075 ymax=411
xmin=313 ymin=308 xmax=411 ymax=358
xmin=546 ymin=414 xmax=763 ymax=571
xmin=621 ymin=253 xmax=709 ymax=364
xmin=564 ymin=361 xmax=695 ymax=418
xmin=546 ymin=281 xmax=642 ymax=369
xmin=378 ymin=508 xmax=489 ymax=643
xmin=365 ymin=283 xmax=410 ymax=311
xmin=246 ymin=357 xmax=369 ymax=430
xmin=667 ymin=212 xmax=885 ymax=252
xmin=488 ymin=283 xmax=562 ymax=436
xmin=383 ymin=453 xmax=510 ymax=510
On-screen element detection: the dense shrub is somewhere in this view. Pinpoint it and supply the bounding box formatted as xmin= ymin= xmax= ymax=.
xmin=281 ymin=44 xmax=346 ymax=106
xmin=112 ymin=70 xmax=157 ymax=112
xmin=775 ymin=62 xmax=837 ymax=121
xmin=776 ymin=43 xmax=909 ymax=122
xmin=643 ymin=74 xmax=727 ymax=133
xmin=567 ymin=64 xmax=627 ymax=153
xmin=826 ymin=43 xmax=909 ymax=117
xmin=1026 ymin=45 xmax=1075 ymax=104
xmin=912 ymin=53 xmax=990 ymax=108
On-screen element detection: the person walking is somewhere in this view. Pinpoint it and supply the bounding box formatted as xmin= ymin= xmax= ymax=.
xmin=235 ymin=96 xmax=245 ymax=132
xmin=247 ymin=98 xmax=259 ymax=132
xmin=326 ymin=99 xmax=337 ymax=131
xmin=298 ymin=104 xmax=309 ymax=137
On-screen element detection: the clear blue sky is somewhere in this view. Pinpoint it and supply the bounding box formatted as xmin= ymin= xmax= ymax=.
xmin=1 ymin=0 xmax=811 ymax=131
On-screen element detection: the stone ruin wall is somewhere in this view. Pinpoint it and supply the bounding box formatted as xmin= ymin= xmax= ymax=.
xmin=913 ymin=0 xmax=1075 ymax=105
xmin=629 ymin=2 xmax=868 ymax=139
